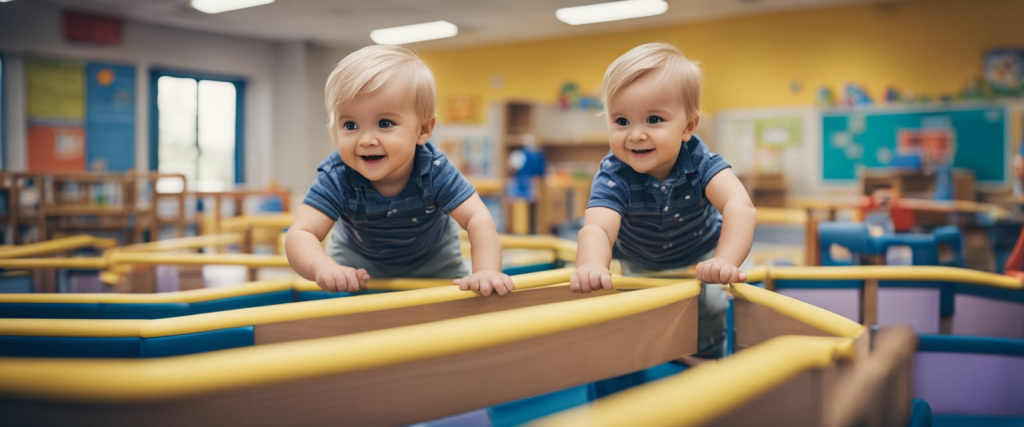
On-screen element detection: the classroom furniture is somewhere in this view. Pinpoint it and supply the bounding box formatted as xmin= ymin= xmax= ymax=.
xmin=0 ymin=273 xmax=871 ymax=426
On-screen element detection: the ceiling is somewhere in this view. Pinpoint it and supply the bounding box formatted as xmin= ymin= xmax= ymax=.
xmin=39 ymin=0 xmax=908 ymax=50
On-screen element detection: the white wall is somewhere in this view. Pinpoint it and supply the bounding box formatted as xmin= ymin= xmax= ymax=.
xmin=0 ymin=0 xmax=283 ymax=186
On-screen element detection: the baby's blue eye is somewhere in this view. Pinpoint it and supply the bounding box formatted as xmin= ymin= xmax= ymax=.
xmin=343 ymin=121 xmax=358 ymax=130
xmin=615 ymin=117 xmax=629 ymax=126
xmin=647 ymin=116 xmax=663 ymax=124
xmin=378 ymin=119 xmax=394 ymax=128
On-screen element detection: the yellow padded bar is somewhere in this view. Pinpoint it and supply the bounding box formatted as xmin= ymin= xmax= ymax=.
xmin=531 ymin=335 xmax=856 ymax=427
xmin=0 ymin=235 xmax=118 ymax=259
xmin=112 ymin=233 xmax=244 ymax=253
xmin=744 ymin=266 xmax=768 ymax=283
xmin=0 ymin=279 xmax=295 ymax=304
xmin=770 ymin=266 xmax=1023 ymax=290
xmin=0 ymin=268 xmax=574 ymax=338
xmin=0 ymin=280 xmax=699 ymax=402
xmin=0 ymin=257 xmax=108 ymax=270
xmin=220 ymin=214 xmax=294 ymax=232
xmin=0 ymin=278 xmax=452 ymax=304
xmin=755 ymin=207 xmax=808 ymax=225
xmin=107 ymin=252 xmax=291 ymax=267
xmin=729 ymin=283 xmax=865 ymax=339
xmin=0 ymin=319 xmax=145 ymax=338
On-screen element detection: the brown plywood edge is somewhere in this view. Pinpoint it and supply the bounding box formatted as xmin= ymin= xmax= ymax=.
xmin=255 ymin=286 xmax=610 ymax=344
xmin=823 ymin=325 xmax=917 ymax=427
xmin=706 ymin=366 xmax=843 ymax=427
xmin=3 ymin=297 xmax=698 ymax=427
xmin=733 ymin=299 xmax=844 ymax=350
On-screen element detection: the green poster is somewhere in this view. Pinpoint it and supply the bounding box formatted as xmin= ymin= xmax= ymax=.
xmin=27 ymin=57 xmax=85 ymax=121
xmin=755 ymin=117 xmax=802 ymax=147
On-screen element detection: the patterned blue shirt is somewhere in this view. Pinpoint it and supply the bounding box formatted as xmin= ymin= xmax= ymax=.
xmin=587 ymin=135 xmax=731 ymax=270
xmin=303 ymin=142 xmax=476 ymax=264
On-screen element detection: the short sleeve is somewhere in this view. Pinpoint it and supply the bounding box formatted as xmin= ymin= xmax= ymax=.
xmin=586 ymin=161 xmax=629 ymax=215
xmin=691 ymin=138 xmax=732 ymax=190
xmin=301 ymin=153 xmax=347 ymax=220
xmin=431 ymin=153 xmax=476 ymax=214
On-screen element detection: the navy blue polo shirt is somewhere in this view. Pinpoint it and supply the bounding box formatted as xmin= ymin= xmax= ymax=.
xmin=303 ymin=142 xmax=476 ymax=264
xmin=587 ymin=135 xmax=731 ymax=270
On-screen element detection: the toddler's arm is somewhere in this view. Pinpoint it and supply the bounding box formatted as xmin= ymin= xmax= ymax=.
xmin=285 ymin=205 xmax=368 ymax=292
xmin=572 ymin=207 xmax=622 ymax=293
xmin=699 ymin=169 xmax=757 ymax=284
xmin=450 ymin=193 xmax=514 ymax=297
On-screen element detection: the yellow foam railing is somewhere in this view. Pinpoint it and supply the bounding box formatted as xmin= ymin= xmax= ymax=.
xmin=0 ymin=268 xmax=575 ymax=338
xmin=111 ymin=233 xmax=244 ymax=254
xmin=766 ymin=266 xmax=1023 ymax=290
xmin=729 ymin=282 xmax=866 ymax=339
xmin=0 ymin=278 xmax=698 ymax=402
xmin=219 ymin=214 xmax=294 ymax=232
xmin=0 ymin=235 xmax=118 ymax=259
xmin=530 ymin=335 xmax=857 ymax=427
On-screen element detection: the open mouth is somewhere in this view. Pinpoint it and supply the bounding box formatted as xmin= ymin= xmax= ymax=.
xmin=361 ymin=155 xmax=385 ymax=161
xmin=630 ymin=148 xmax=654 ymax=154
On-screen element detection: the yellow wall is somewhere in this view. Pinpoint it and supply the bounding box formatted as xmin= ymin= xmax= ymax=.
xmin=423 ymin=0 xmax=1024 ymax=122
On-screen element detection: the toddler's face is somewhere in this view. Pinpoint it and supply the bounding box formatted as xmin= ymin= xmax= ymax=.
xmin=606 ymin=73 xmax=696 ymax=182
xmin=335 ymin=83 xmax=428 ymax=190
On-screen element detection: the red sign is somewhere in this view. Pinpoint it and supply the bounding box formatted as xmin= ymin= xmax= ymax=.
xmin=62 ymin=10 xmax=122 ymax=46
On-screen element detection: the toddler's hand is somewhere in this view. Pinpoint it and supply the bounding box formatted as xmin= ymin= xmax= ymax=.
xmin=454 ymin=270 xmax=515 ymax=297
xmin=695 ymin=257 xmax=746 ymax=284
xmin=571 ymin=263 xmax=613 ymax=293
xmin=314 ymin=264 xmax=369 ymax=292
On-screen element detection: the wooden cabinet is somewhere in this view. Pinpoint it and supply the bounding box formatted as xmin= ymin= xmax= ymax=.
xmin=497 ymin=100 xmax=609 ymax=234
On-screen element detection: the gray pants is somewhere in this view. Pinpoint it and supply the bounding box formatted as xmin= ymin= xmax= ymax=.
xmin=620 ymin=250 xmax=735 ymax=358
xmin=325 ymin=217 xmax=470 ymax=279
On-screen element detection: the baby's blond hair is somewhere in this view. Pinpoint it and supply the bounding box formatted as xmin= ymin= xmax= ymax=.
xmin=602 ymin=43 xmax=702 ymax=121
xmin=324 ymin=45 xmax=436 ymax=142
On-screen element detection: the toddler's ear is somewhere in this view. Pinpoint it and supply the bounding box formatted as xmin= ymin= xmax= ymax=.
xmin=682 ymin=115 xmax=700 ymax=141
xmin=417 ymin=117 xmax=436 ymax=146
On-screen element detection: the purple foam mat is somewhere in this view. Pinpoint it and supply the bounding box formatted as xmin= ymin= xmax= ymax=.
xmin=778 ymin=289 xmax=860 ymax=322
xmin=914 ymin=352 xmax=1024 ymax=416
xmin=779 ymin=288 xmax=942 ymax=333
xmin=878 ymin=288 xmax=940 ymax=333
xmin=953 ymin=295 xmax=1024 ymax=339
xmin=68 ymin=273 xmax=103 ymax=293
xmin=155 ymin=265 xmax=181 ymax=293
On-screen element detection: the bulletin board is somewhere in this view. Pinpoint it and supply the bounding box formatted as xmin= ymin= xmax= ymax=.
xmin=25 ymin=57 xmax=137 ymax=173
xmin=26 ymin=57 xmax=86 ymax=172
xmin=821 ymin=105 xmax=1008 ymax=184
xmin=86 ymin=62 xmax=136 ymax=171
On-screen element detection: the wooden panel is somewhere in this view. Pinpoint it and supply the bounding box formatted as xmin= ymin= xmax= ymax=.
xmin=708 ymin=367 xmax=842 ymax=427
xmin=823 ymin=325 xmax=917 ymax=427
xmin=2 ymin=298 xmax=697 ymax=427
xmin=255 ymin=286 xmax=608 ymax=345
xmin=733 ymin=299 xmax=839 ymax=350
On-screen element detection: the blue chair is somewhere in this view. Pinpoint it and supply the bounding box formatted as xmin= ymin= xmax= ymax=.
xmin=818 ymin=222 xmax=876 ymax=266
xmin=930 ymin=225 xmax=965 ymax=268
xmin=872 ymin=233 xmax=940 ymax=266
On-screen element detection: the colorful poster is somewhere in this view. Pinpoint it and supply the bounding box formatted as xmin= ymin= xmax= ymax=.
xmin=27 ymin=125 xmax=86 ymax=172
xmin=755 ymin=117 xmax=802 ymax=147
xmin=26 ymin=58 xmax=85 ymax=121
xmin=985 ymin=49 xmax=1024 ymax=96
xmin=26 ymin=57 xmax=86 ymax=172
xmin=86 ymin=62 xmax=136 ymax=171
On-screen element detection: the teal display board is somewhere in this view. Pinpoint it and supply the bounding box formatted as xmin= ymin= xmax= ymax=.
xmin=86 ymin=62 xmax=136 ymax=171
xmin=822 ymin=106 xmax=1007 ymax=183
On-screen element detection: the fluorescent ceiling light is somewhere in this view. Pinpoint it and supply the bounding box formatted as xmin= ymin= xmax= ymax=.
xmin=556 ymin=0 xmax=668 ymax=25
xmin=370 ymin=21 xmax=458 ymax=45
xmin=192 ymin=0 xmax=275 ymax=14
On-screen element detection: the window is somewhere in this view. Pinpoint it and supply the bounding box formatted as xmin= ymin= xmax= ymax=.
xmin=150 ymin=71 xmax=245 ymax=192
